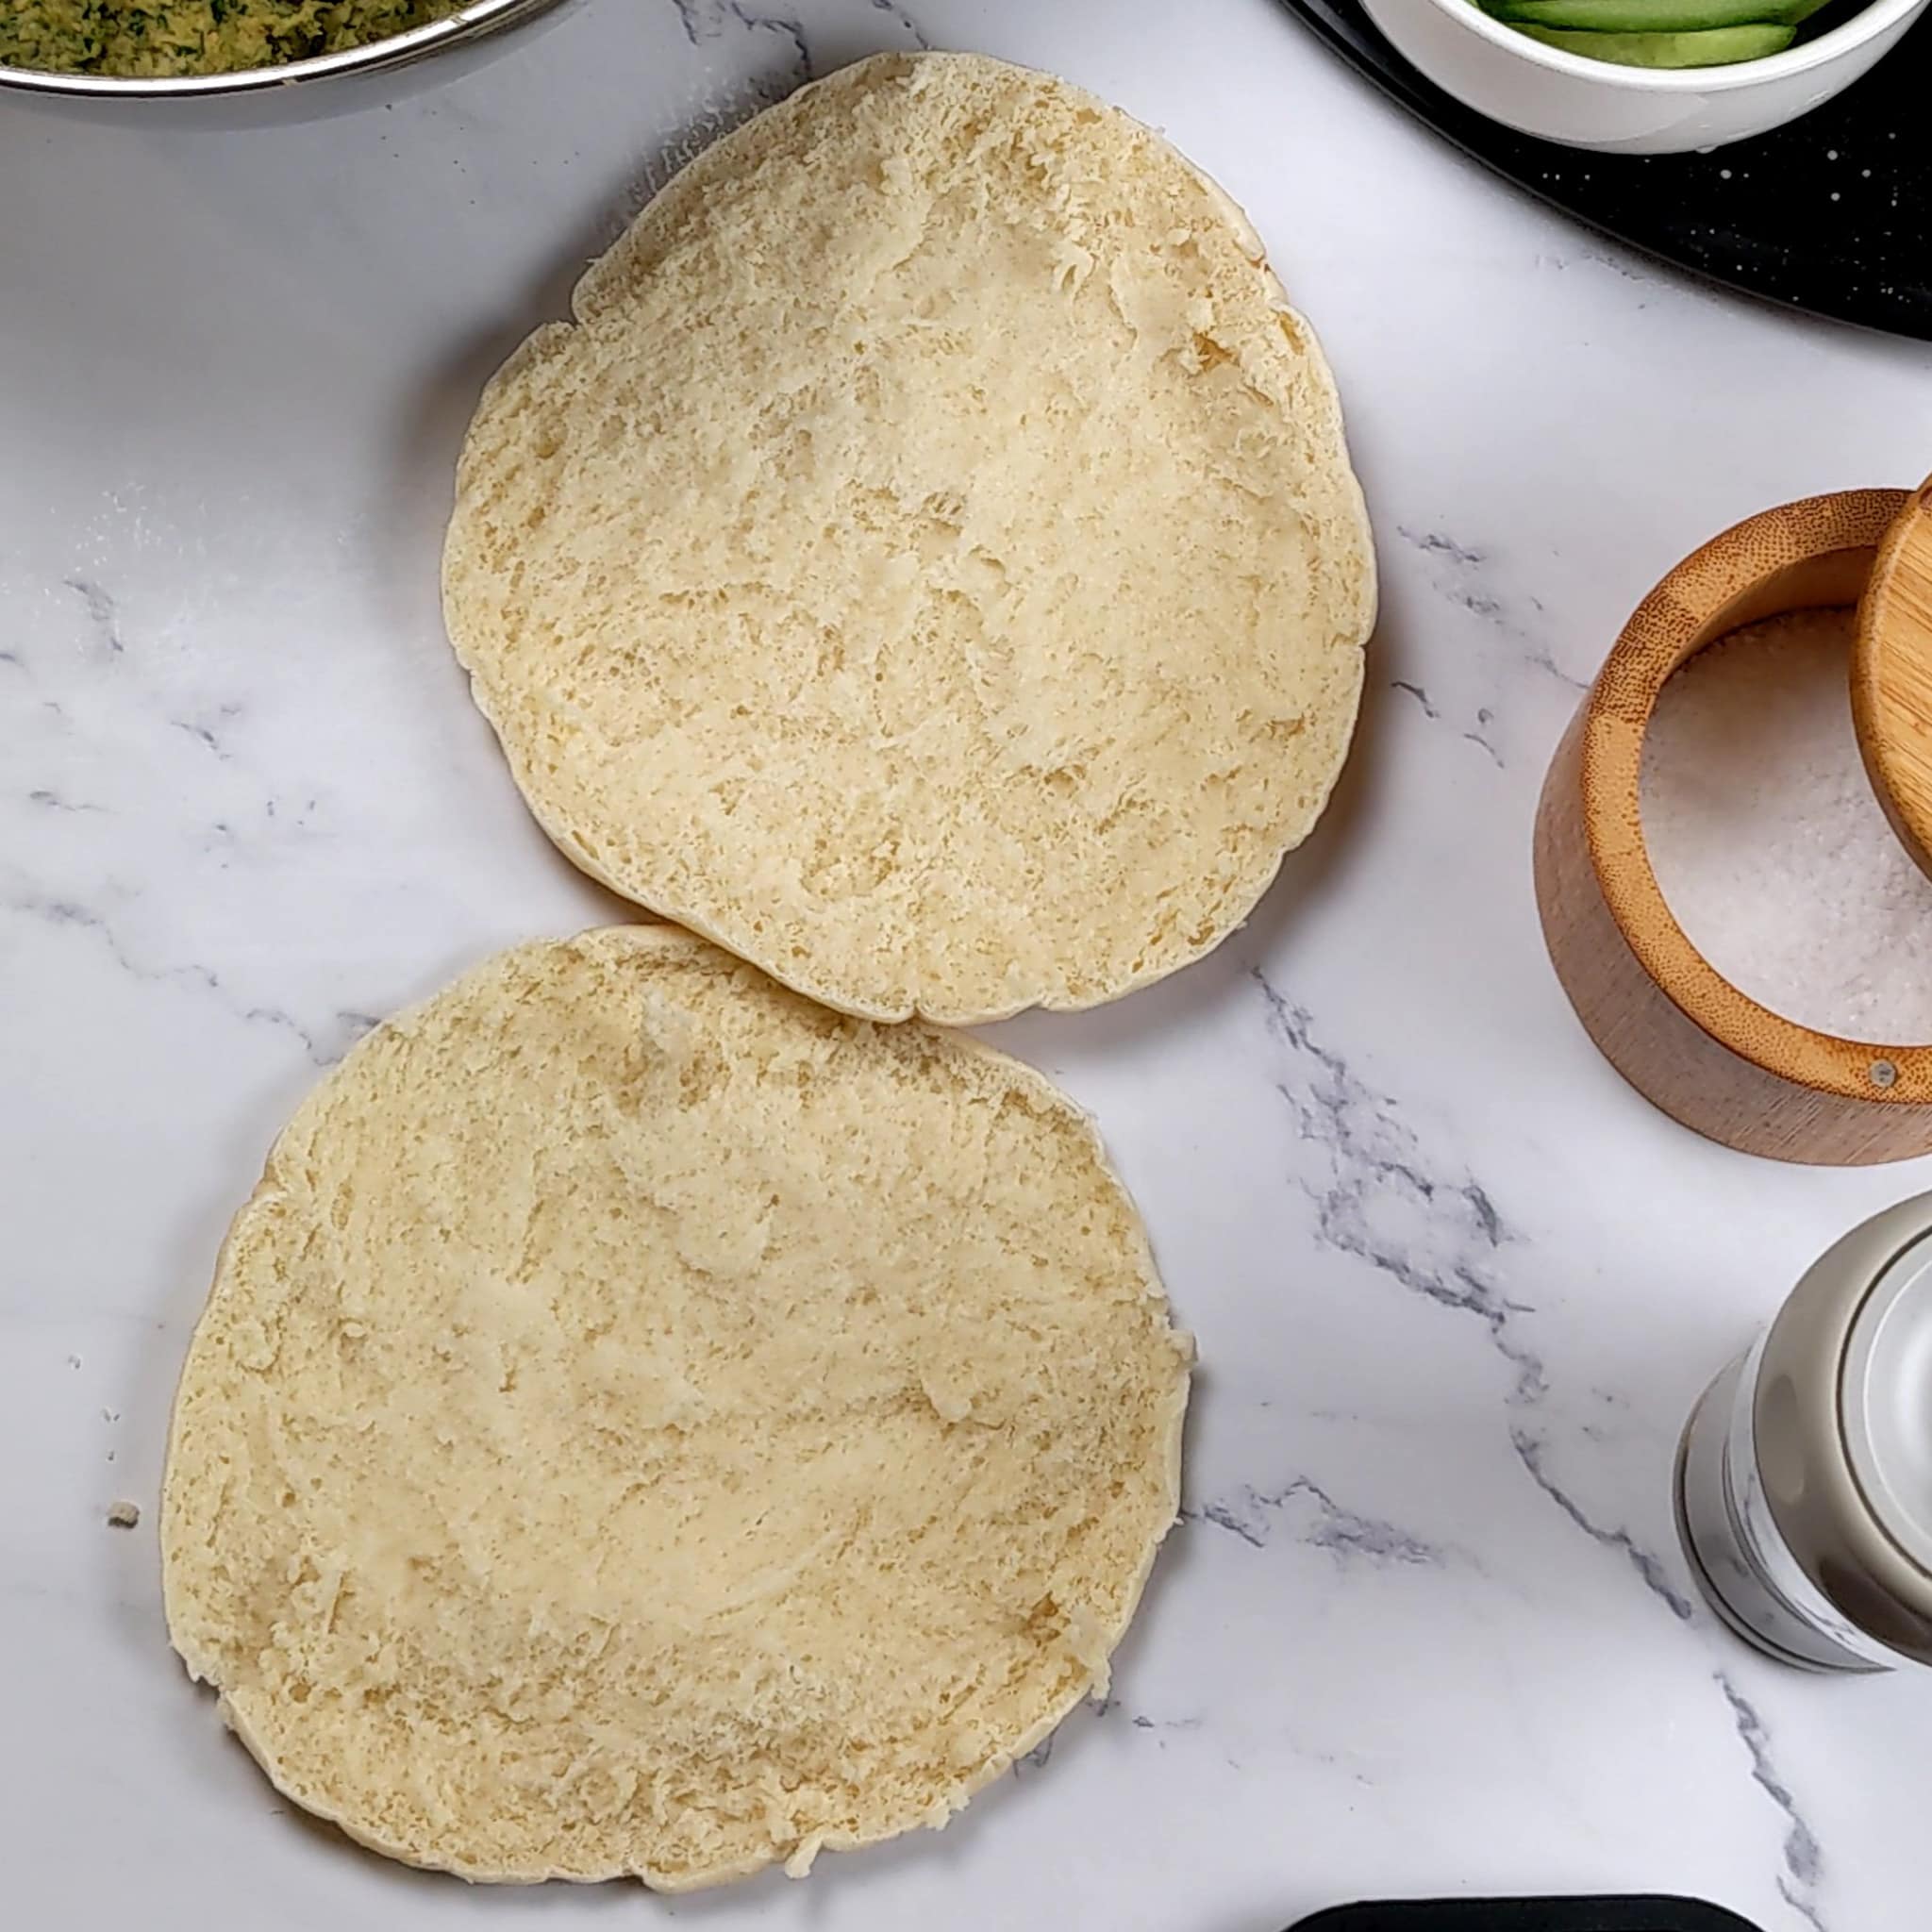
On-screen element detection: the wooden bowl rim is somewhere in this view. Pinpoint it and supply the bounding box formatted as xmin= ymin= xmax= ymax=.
xmin=1851 ymin=476 xmax=1932 ymax=881
xmin=1582 ymin=486 xmax=1929 ymax=1105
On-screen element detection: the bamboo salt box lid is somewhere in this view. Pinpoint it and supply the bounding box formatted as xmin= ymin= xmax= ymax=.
xmin=1854 ymin=477 xmax=1932 ymax=885
xmin=1535 ymin=482 xmax=1932 ymax=1166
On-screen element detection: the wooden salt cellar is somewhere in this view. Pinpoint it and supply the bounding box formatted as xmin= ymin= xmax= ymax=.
xmin=1534 ymin=485 xmax=1932 ymax=1166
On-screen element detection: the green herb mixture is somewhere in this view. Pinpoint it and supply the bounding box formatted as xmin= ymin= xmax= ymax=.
xmin=0 ymin=0 xmax=462 ymax=78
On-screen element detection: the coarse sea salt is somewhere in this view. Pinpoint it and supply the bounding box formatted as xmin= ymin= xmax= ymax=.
xmin=1641 ymin=606 xmax=1932 ymax=1044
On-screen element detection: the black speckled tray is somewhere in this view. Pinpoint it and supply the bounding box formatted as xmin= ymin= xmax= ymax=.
xmin=1280 ymin=0 xmax=1932 ymax=340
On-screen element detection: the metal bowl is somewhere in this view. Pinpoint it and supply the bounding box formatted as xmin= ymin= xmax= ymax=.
xmin=0 ymin=0 xmax=572 ymax=114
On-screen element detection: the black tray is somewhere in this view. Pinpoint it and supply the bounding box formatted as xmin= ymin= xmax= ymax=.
xmin=1293 ymin=1898 xmax=1765 ymax=1930
xmin=1280 ymin=0 xmax=1932 ymax=340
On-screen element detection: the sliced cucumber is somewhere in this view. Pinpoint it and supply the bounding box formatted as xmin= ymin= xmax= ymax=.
xmin=1484 ymin=0 xmax=1831 ymax=28
xmin=1511 ymin=22 xmax=1798 ymax=62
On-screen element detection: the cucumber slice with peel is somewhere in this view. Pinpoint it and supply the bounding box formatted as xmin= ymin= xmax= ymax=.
xmin=1485 ymin=0 xmax=1831 ymax=27
xmin=1511 ymin=22 xmax=1798 ymax=61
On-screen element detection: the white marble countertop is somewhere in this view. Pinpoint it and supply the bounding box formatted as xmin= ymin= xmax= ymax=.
xmin=6 ymin=2 xmax=1930 ymax=1927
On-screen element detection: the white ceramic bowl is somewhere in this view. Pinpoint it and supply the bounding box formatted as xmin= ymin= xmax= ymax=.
xmin=1358 ymin=0 xmax=1929 ymax=152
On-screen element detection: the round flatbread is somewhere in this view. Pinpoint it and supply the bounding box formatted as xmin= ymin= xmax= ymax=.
xmin=442 ymin=51 xmax=1374 ymax=1024
xmin=160 ymin=927 xmax=1189 ymax=1889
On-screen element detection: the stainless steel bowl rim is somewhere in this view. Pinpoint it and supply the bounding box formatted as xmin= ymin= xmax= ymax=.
xmin=0 ymin=0 xmax=562 ymax=99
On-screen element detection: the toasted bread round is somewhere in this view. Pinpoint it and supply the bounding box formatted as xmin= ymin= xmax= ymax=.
xmin=442 ymin=52 xmax=1374 ymax=1023
xmin=160 ymin=927 xmax=1189 ymax=1889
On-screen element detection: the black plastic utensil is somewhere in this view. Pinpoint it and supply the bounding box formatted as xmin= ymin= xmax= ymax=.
xmin=1291 ymin=1899 xmax=1766 ymax=1930
xmin=1277 ymin=0 xmax=1932 ymax=341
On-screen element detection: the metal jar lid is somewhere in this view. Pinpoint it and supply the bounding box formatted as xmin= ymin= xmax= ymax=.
xmin=1755 ymin=1191 xmax=1932 ymax=1665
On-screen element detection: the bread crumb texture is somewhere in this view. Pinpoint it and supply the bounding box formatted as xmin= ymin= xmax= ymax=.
xmin=160 ymin=927 xmax=1190 ymax=1889
xmin=442 ymin=52 xmax=1374 ymax=1024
